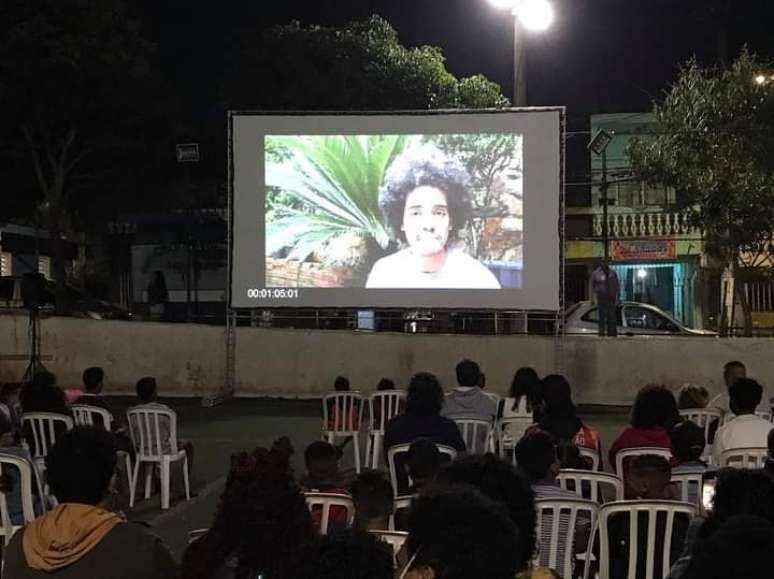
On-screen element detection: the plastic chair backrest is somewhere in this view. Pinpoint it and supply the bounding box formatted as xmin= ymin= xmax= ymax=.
xmin=669 ymin=472 xmax=705 ymax=506
xmin=21 ymin=413 xmax=74 ymax=460
xmin=368 ymin=391 xmax=405 ymax=432
xmin=188 ymin=528 xmax=209 ymax=544
xmin=0 ymin=453 xmax=44 ymax=540
xmin=387 ymin=443 xmax=457 ymax=498
xmin=127 ymin=406 xmax=179 ymax=458
xmin=579 ymin=447 xmax=602 ymax=471
xmin=534 ymin=497 xmax=599 ymax=579
xmin=370 ymin=530 xmax=408 ymax=559
xmin=322 ymin=392 xmax=363 ymax=434
xmin=453 ymin=418 xmax=493 ymax=454
xmin=614 ymin=447 xmax=673 ymax=479
xmin=304 ymin=492 xmax=355 ymax=535
xmin=719 ymin=447 xmax=768 ymax=468
xmin=557 ymin=469 xmax=624 ymax=503
xmin=593 ymin=500 xmax=696 ymax=579
xmin=390 ymin=495 xmax=413 ymax=530
xmin=70 ymin=404 xmax=113 ymax=429
xmin=679 ymin=408 xmax=722 ymax=453
xmin=495 ymin=416 xmax=534 ymax=458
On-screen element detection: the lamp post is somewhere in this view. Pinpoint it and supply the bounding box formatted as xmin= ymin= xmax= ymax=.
xmin=588 ymin=129 xmax=614 ymax=263
xmin=489 ymin=0 xmax=555 ymax=106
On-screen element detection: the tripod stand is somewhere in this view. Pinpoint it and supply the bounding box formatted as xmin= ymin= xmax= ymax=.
xmin=22 ymin=306 xmax=46 ymax=384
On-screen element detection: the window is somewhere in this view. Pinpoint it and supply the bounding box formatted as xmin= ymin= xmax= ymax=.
xmin=623 ymin=306 xmax=679 ymax=332
xmin=581 ymin=306 xmax=623 ymax=325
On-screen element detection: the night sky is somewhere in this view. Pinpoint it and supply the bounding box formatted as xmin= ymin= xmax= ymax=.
xmin=144 ymin=0 xmax=774 ymax=126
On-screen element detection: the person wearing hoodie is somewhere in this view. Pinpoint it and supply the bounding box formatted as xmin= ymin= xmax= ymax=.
xmin=441 ymin=359 xmax=497 ymax=449
xmin=4 ymin=426 xmax=177 ymax=579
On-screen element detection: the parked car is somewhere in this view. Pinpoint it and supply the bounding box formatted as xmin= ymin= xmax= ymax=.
xmin=560 ymin=300 xmax=717 ymax=336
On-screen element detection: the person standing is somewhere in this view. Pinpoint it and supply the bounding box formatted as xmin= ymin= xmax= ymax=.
xmin=591 ymin=261 xmax=620 ymax=337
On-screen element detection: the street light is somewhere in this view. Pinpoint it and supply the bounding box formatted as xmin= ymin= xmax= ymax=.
xmin=489 ymin=0 xmax=555 ymax=106
xmin=588 ymin=129 xmax=614 ymax=263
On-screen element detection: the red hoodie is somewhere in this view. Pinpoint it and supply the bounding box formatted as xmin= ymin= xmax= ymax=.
xmin=608 ymin=426 xmax=674 ymax=470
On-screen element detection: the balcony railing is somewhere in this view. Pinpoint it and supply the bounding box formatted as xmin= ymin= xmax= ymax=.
xmin=592 ymin=211 xmax=697 ymax=238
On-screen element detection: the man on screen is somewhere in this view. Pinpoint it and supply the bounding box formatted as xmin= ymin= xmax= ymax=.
xmin=365 ymin=144 xmax=501 ymax=289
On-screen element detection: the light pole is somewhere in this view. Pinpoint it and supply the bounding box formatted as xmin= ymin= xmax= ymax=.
xmin=588 ymin=129 xmax=614 ymax=263
xmin=489 ymin=0 xmax=555 ymax=106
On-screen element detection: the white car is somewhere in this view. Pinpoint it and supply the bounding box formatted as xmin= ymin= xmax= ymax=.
xmin=560 ymin=301 xmax=717 ymax=336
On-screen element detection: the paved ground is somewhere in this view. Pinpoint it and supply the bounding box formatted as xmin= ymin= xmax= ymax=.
xmin=109 ymin=396 xmax=630 ymax=560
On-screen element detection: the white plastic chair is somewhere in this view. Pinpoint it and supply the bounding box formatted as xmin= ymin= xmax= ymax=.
xmin=534 ymin=497 xmax=599 ymax=579
xmin=365 ymin=391 xmax=405 ymax=469
xmin=0 ymin=454 xmax=46 ymax=543
xmin=614 ymin=447 xmax=673 ymax=479
xmin=21 ymin=413 xmax=74 ymax=473
xmin=557 ymin=469 xmax=624 ymax=503
xmin=453 ymin=418 xmax=494 ymax=454
xmin=670 ymin=471 xmax=705 ymax=506
xmin=188 ymin=528 xmax=209 ymax=544
xmin=390 ymin=495 xmax=413 ymax=530
xmin=370 ymin=530 xmax=408 ymax=563
xmin=71 ymin=404 xmax=133 ymax=491
xmin=680 ymin=408 xmax=723 ymax=457
xmin=588 ymin=500 xmax=696 ymax=579
xmin=580 ymin=447 xmax=602 ymax=471
xmin=495 ymin=416 xmax=534 ymax=461
xmin=126 ymin=406 xmax=190 ymax=510
xmin=718 ymin=447 xmax=768 ymax=468
xmin=322 ymin=392 xmax=364 ymax=473
xmin=304 ymin=492 xmax=355 ymax=535
xmin=387 ymin=443 xmax=457 ymax=498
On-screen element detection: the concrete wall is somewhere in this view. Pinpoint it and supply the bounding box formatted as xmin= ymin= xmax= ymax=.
xmin=0 ymin=313 xmax=770 ymax=404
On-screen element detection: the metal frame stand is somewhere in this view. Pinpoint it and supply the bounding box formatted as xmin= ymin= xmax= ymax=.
xmin=22 ymin=307 xmax=46 ymax=384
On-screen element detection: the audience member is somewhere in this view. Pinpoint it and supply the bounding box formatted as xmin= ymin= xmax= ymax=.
xmin=707 ymin=361 xmax=769 ymax=413
xmin=765 ymin=428 xmax=774 ymax=482
xmin=609 ymin=384 xmax=679 ymax=469
xmin=20 ymin=371 xmax=69 ymax=416
xmin=0 ymin=417 xmax=42 ymax=526
xmin=312 ymin=528 xmax=394 ymax=579
xmin=677 ymin=384 xmax=709 ymax=410
xmin=182 ymin=448 xmax=316 ymax=579
xmin=76 ymin=367 xmax=111 ymax=413
xmin=5 ymin=427 xmax=177 ymax=579
xmin=0 ymin=381 xmax=22 ymax=437
xmin=535 ymin=375 xmax=601 ymax=464
xmin=371 ymin=378 xmax=403 ymax=429
xmin=376 ymin=378 xmax=396 ymax=391
xmin=627 ymin=455 xmax=673 ymax=500
xmin=712 ymin=378 xmax=771 ymax=464
xmin=682 ymin=515 xmax=774 ymax=579
xmin=441 ymin=359 xmax=497 ymax=429
xmin=301 ymin=440 xmax=352 ymax=532
xmin=400 ymin=485 xmax=525 ymax=579
xmin=437 ymin=454 xmax=544 ymax=577
xmin=671 ymin=421 xmax=711 ymax=473
xmin=406 ymin=437 xmax=442 ymax=493
xmin=351 ymin=469 xmax=394 ymax=531
xmin=499 ymin=366 xmax=544 ymax=421
xmin=326 ymin=375 xmax=361 ymax=432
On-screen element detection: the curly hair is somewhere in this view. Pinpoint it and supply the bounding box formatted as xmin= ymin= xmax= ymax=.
xmin=437 ymin=454 xmax=536 ymax=570
xmin=631 ymin=384 xmax=679 ymax=429
xmin=182 ymin=448 xmax=316 ymax=579
xmin=404 ymin=484 xmax=524 ymax=579
xmin=405 ymin=373 xmax=445 ymax=417
xmin=379 ymin=143 xmax=473 ymax=243
xmin=310 ymin=528 xmax=394 ymax=579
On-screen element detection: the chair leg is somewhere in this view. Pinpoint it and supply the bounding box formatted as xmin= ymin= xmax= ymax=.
xmin=365 ymin=434 xmax=373 ymax=470
xmin=160 ymin=459 xmax=170 ymax=510
xmin=129 ymin=460 xmax=141 ymax=508
xmin=353 ymin=434 xmax=361 ymax=474
xmin=373 ymin=433 xmax=383 ymax=470
xmin=144 ymin=464 xmax=153 ymax=499
xmin=182 ymin=455 xmax=191 ymax=501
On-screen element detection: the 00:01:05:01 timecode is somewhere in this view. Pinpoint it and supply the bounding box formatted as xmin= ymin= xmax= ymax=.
xmin=246 ymin=288 xmax=299 ymax=299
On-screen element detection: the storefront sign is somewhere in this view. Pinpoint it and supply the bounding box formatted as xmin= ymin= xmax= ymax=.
xmin=611 ymin=239 xmax=675 ymax=261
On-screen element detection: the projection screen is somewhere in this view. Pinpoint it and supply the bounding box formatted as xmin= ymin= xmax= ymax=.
xmin=229 ymin=110 xmax=563 ymax=309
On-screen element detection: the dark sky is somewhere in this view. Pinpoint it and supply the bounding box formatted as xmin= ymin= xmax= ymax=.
xmin=144 ymin=0 xmax=774 ymax=125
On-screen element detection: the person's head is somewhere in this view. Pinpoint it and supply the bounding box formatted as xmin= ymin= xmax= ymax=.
xmin=684 ymin=515 xmax=774 ymax=579
xmin=455 ymin=359 xmax=481 ymax=388
xmin=312 ymin=528 xmax=394 ymax=579
xmin=631 ymin=384 xmax=679 ymax=430
xmin=379 ymin=144 xmax=473 ymax=257
xmin=405 ymin=373 xmax=444 ymax=417
xmin=82 ymin=366 xmax=105 ymax=394
xmin=377 ymin=378 xmax=395 ymax=391
xmin=135 ymin=376 xmax=158 ymax=403
xmin=723 ymin=361 xmax=746 ymax=388
xmin=677 ymin=384 xmax=709 ymax=409
xmin=334 ymin=376 xmax=350 ymax=392
xmin=29 ymin=370 xmax=57 ymax=390
xmin=728 ymin=378 xmax=763 ymax=415
xmin=671 ymin=420 xmax=706 ymax=463
xmin=436 ymin=453 xmax=536 ymax=567
xmin=627 ymin=455 xmax=672 ymax=500
xmin=510 ymin=367 xmax=542 ymax=403
xmin=193 ymin=447 xmax=317 ymax=579
xmin=46 ymin=426 xmax=117 ymax=505
xmin=0 ymin=382 xmax=21 ymax=406
xmin=406 ymin=437 xmax=442 ymax=488
xmin=350 ymin=469 xmax=394 ymax=531
xmin=541 ymin=374 xmax=574 ymax=413
xmin=704 ymin=469 xmax=774 ymax=534
xmin=513 ymin=431 xmax=560 ymax=484
xmin=304 ymin=441 xmax=340 ymax=482
xmin=401 ymin=485 xmax=523 ymax=579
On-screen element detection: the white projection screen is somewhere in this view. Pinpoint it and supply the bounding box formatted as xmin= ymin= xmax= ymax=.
xmin=229 ymin=110 xmax=563 ymax=309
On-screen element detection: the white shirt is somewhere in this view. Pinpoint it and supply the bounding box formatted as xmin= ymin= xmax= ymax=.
xmin=712 ymin=414 xmax=773 ymax=464
xmin=708 ymin=391 xmax=772 ymax=415
xmin=365 ymin=248 xmax=501 ymax=289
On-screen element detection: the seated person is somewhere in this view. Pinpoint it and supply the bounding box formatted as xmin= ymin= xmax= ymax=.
xmin=0 ymin=420 xmax=43 ymax=526
xmin=300 ymin=440 xmax=352 ymax=533
xmin=399 ymin=485 xmax=524 ymax=579
xmin=371 ymin=378 xmax=403 ymax=429
xmin=19 ymin=371 xmax=71 ymax=455
xmin=4 ymin=427 xmax=177 ymax=579
xmin=351 ymin=469 xmax=394 ymax=532
xmin=677 ymin=384 xmax=710 ymax=410
xmin=326 ymin=376 xmax=361 ymax=432
xmin=0 ymin=382 xmax=22 ymax=440
xmin=765 ymin=428 xmax=774 ymax=482
xmin=441 ymin=360 xmax=497 ymax=450
xmin=670 ymin=421 xmax=714 ymax=504
xmin=311 ymin=528 xmax=394 ymax=579
xmin=712 ymin=378 xmax=772 ymax=464
xmin=406 ymin=437 xmax=443 ymax=493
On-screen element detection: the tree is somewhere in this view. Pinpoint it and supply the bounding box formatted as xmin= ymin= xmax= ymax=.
xmin=224 ymin=16 xmax=509 ymax=111
xmin=0 ymin=0 xmax=172 ymax=312
xmin=628 ymin=50 xmax=774 ymax=335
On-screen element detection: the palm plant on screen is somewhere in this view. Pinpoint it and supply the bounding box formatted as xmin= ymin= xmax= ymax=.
xmin=265 ymin=135 xmax=407 ymax=266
